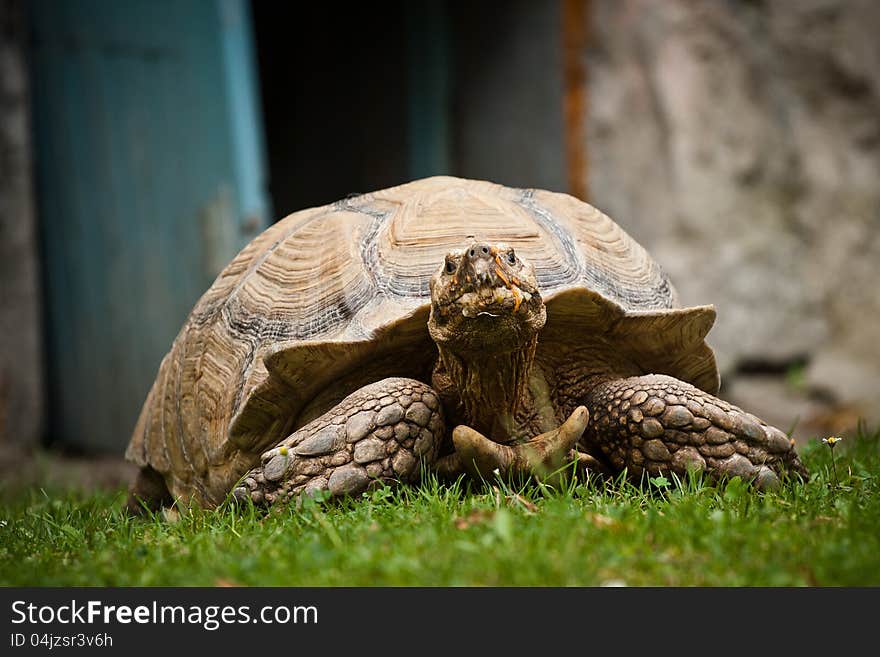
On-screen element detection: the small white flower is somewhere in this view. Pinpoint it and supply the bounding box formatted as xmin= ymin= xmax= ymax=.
xmin=492 ymin=468 xmax=500 ymax=477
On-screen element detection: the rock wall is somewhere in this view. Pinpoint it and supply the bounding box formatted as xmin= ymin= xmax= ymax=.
xmin=0 ymin=0 xmax=44 ymax=449
xmin=585 ymin=0 xmax=880 ymax=438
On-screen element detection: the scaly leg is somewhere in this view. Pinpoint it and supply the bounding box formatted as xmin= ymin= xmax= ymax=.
xmin=234 ymin=378 xmax=445 ymax=505
xmin=583 ymin=374 xmax=808 ymax=488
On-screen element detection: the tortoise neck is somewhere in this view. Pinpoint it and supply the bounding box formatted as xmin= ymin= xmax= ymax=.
xmin=435 ymin=335 xmax=537 ymax=436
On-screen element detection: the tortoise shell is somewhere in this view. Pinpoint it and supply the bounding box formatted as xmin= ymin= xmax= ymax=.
xmin=126 ymin=176 xmax=718 ymax=506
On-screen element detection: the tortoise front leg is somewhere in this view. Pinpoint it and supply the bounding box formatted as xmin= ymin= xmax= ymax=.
xmin=582 ymin=374 xmax=808 ymax=488
xmin=234 ymin=378 xmax=445 ymax=506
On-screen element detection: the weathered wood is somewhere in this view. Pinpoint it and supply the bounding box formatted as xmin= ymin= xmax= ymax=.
xmin=28 ymin=0 xmax=268 ymax=451
xmin=562 ymin=0 xmax=590 ymax=201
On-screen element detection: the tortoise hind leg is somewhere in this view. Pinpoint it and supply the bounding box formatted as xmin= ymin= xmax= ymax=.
xmin=235 ymin=377 xmax=445 ymax=506
xmin=582 ymin=374 xmax=808 ymax=488
xmin=126 ymin=465 xmax=173 ymax=515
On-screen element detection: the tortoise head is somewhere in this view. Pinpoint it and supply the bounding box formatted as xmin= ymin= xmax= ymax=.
xmin=428 ymin=241 xmax=546 ymax=353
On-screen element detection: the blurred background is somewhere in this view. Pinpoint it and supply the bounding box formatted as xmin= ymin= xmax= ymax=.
xmin=1 ymin=0 xmax=878 ymax=487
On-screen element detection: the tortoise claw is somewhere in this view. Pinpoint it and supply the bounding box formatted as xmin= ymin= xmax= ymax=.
xmin=453 ymin=406 xmax=590 ymax=482
xmin=452 ymin=425 xmax=517 ymax=479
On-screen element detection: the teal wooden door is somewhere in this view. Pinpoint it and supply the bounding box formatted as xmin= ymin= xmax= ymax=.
xmin=29 ymin=0 xmax=269 ymax=451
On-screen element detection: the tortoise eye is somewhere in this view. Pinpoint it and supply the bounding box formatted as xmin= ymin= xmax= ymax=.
xmin=445 ymin=259 xmax=456 ymax=274
xmin=507 ymin=250 xmax=516 ymax=265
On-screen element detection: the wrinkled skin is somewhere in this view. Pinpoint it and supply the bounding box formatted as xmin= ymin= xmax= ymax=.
xmin=425 ymin=242 xmax=592 ymax=483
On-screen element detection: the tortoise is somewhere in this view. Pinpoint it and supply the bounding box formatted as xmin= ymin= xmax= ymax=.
xmin=125 ymin=176 xmax=807 ymax=511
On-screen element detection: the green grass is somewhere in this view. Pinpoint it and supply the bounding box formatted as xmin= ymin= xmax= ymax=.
xmin=1 ymin=430 xmax=878 ymax=586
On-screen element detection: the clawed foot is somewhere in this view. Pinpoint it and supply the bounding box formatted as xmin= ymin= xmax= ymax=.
xmin=584 ymin=374 xmax=809 ymax=489
xmin=451 ymin=406 xmax=593 ymax=484
xmin=232 ymin=377 xmax=445 ymax=506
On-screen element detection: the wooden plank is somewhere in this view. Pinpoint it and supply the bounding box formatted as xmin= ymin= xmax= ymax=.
xmin=562 ymin=0 xmax=590 ymax=201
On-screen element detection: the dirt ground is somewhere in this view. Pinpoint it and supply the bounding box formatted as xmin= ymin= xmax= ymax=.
xmin=0 ymin=444 xmax=136 ymax=496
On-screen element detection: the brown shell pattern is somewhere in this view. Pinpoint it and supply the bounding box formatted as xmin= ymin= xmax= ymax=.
xmin=126 ymin=176 xmax=718 ymax=505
